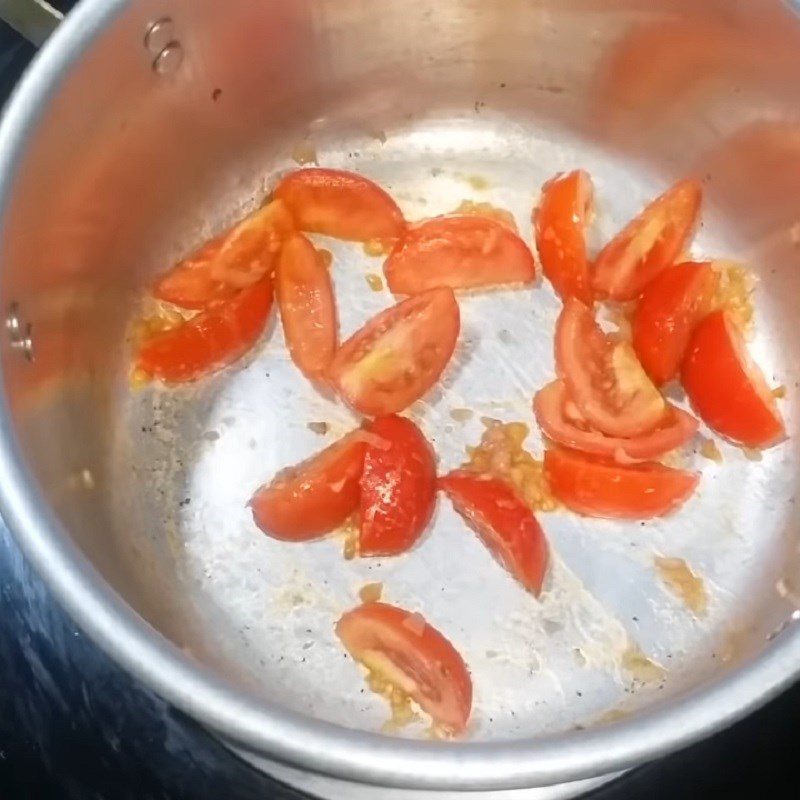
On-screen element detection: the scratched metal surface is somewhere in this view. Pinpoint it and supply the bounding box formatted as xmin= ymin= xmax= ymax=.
xmin=111 ymin=117 xmax=799 ymax=742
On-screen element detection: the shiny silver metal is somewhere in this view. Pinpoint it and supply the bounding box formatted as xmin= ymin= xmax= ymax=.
xmin=150 ymin=40 xmax=182 ymax=76
xmin=6 ymin=303 xmax=32 ymax=361
xmin=1 ymin=0 xmax=800 ymax=795
xmin=143 ymin=16 xmax=174 ymax=55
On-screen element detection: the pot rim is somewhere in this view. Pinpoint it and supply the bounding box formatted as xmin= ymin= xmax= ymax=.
xmin=1 ymin=0 xmax=799 ymax=791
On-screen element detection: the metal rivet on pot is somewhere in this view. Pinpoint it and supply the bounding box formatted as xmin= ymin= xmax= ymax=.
xmin=144 ymin=17 xmax=174 ymax=55
xmin=6 ymin=303 xmax=33 ymax=361
xmin=152 ymin=41 xmax=183 ymax=76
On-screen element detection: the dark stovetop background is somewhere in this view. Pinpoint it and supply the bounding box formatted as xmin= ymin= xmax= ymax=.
xmin=0 ymin=5 xmax=797 ymax=798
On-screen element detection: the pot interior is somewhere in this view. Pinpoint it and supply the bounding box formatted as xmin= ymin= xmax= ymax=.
xmin=1 ymin=0 xmax=799 ymax=747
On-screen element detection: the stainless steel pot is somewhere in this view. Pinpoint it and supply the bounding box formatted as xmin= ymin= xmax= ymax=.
xmin=1 ymin=0 xmax=799 ymax=796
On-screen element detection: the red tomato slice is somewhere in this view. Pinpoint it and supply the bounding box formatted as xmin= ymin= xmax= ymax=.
xmin=249 ymin=430 xmax=367 ymax=541
xmin=153 ymin=200 xmax=293 ymax=309
xmin=274 ymin=168 xmax=405 ymax=242
xmin=534 ymin=170 xmax=594 ymax=304
xmin=544 ymin=448 xmax=699 ymax=519
xmin=681 ymin=310 xmax=785 ymax=447
xmin=555 ymin=298 xmax=666 ymax=437
xmin=384 ymin=215 xmax=536 ymax=294
xmin=336 ymin=602 xmax=472 ymax=734
xmin=360 ymin=416 xmax=437 ymax=557
xmin=439 ymin=471 xmax=549 ymax=596
xmin=593 ymin=179 xmax=702 ymax=301
xmin=329 ymin=287 xmax=460 ymax=417
xmin=632 ymin=261 xmax=717 ymax=386
xmin=276 ymin=234 xmax=338 ymax=380
xmin=534 ymin=380 xmax=698 ymax=463
xmin=136 ymin=277 xmax=273 ymax=382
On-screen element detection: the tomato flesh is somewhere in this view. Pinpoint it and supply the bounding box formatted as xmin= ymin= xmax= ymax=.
xmin=329 ymin=287 xmax=460 ymax=417
xmin=274 ymin=168 xmax=405 ymax=242
xmin=544 ymin=448 xmax=698 ymax=519
xmin=632 ymin=261 xmax=717 ymax=386
xmin=276 ymin=233 xmax=338 ymax=380
xmin=384 ymin=215 xmax=536 ymax=294
xmin=136 ymin=277 xmax=273 ymax=382
xmin=681 ymin=310 xmax=784 ymax=447
xmin=534 ymin=169 xmax=594 ymax=304
xmin=360 ymin=416 xmax=437 ymax=557
xmin=593 ymin=179 xmax=702 ymax=301
xmin=153 ymin=200 xmax=293 ymax=309
xmin=336 ymin=602 xmax=473 ymax=734
xmin=555 ymin=298 xmax=666 ymax=437
xmin=439 ymin=471 xmax=549 ymax=596
xmin=249 ymin=430 xmax=367 ymax=541
xmin=534 ymin=380 xmax=698 ymax=463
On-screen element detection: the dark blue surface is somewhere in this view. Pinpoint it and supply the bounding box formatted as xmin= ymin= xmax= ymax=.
xmin=0 ymin=521 xmax=311 ymax=800
xmin=1 ymin=6 xmax=798 ymax=798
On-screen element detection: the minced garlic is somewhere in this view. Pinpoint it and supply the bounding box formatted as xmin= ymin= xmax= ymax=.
xmin=365 ymin=273 xmax=384 ymax=292
xmin=341 ymin=516 xmax=359 ymax=560
xmin=655 ymin=555 xmax=708 ymax=615
xmin=742 ymin=447 xmax=763 ymax=462
xmin=621 ymin=646 xmax=665 ymax=683
xmin=358 ymin=582 xmax=383 ymax=604
xmin=463 ymin=419 xmax=558 ymax=512
xmin=714 ymin=261 xmax=755 ymax=332
xmin=290 ymin=142 xmax=318 ymax=165
xmin=451 ymin=199 xmax=518 ymax=232
xmin=698 ymin=437 xmax=723 ymax=463
xmin=363 ymin=238 xmax=394 ymax=257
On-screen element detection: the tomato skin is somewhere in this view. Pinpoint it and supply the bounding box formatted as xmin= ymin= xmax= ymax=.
xmin=329 ymin=287 xmax=460 ymax=417
xmin=632 ymin=261 xmax=717 ymax=386
xmin=136 ymin=278 xmax=273 ymax=382
xmin=555 ymin=298 xmax=666 ymax=437
xmin=439 ymin=471 xmax=549 ymax=596
xmin=593 ymin=179 xmax=702 ymax=301
xmin=153 ymin=200 xmax=293 ymax=309
xmin=681 ymin=310 xmax=785 ymax=447
xmin=384 ymin=215 xmax=536 ymax=294
xmin=276 ymin=234 xmax=338 ymax=380
xmin=534 ymin=380 xmax=698 ymax=463
xmin=360 ymin=416 xmax=437 ymax=557
xmin=274 ymin=168 xmax=405 ymax=242
xmin=534 ymin=170 xmax=594 ymax=304
xmin=336 ymin=602 xmax=473 ymax=734
xmin=249 ymin=431 xmax=367 ymax=541
xmin=544 ymin=448 xmax=698 ymax=519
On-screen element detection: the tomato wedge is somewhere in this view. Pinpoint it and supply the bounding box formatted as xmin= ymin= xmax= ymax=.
xmin=329 ymin=287 xmax=460 ymax=417
xmin=276 ymin=233 xmax=338 ymax=380
xmin=534 ymin=380 xmax=698 ymax=463
xmin=360 ymin=416 xmax=437 ymax=557
xmin=543 ymin=448 xmax=699 ymax=519
xmin=555 ymin=298 xmax=666 ymax=437
xmin=274 ymin=168 xmax=405 ymax=242
xmin=384 ymin=215 xmax=536 ymax=294
xmin=593 ymin=179 xmax=702 ymax=301
xmin=136 ymin=277 xmax=273 ymax=382
xmin=534 ymin=170 xmax=594 ymax=304
xmin=632 ymin=261 xmax=717 ymax=386
xmin=439 ymin=471 xmax=549 ymax=596
xmin=249 ymin=430 xmax=367 ymax=541
xmin=336 ymin=602 xmax=472 ymax=734
xmin=153 ymin=200 xmax=293 ymax=309
xmin=681 ymin=310 xmax=785 ymax=447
